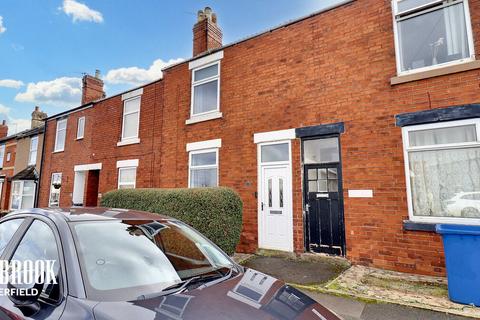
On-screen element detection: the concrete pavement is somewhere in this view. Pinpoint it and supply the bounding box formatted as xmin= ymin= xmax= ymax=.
xmin=305 ymin=291 xmax=473 ymax=320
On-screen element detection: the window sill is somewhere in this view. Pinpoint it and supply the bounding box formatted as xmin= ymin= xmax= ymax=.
xmin=403 ymin=220 xmax=436 ymax=232
xmin=52 ymin=150 xmax=64 ymax=154
xmin=76 ymin=137 xmax=84 ymax=141
xmin=117 ymin=138 xmax=140 ymax=147
xmin=186 ymin=111 xmax=223 ymax=125
xmin=391 ymin=60 xmax=480 ymax=85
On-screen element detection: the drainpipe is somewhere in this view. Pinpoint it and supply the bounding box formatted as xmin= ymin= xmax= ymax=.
xmin=35 ymin=120 xmax=47 ymax=208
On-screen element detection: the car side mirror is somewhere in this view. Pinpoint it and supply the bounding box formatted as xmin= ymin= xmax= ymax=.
xmin=7 ymin=280 xmax=43 ymax=316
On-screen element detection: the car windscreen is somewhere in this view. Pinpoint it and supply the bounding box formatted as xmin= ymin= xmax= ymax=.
xmin=71 ymin=219 xmax=234 ymax=301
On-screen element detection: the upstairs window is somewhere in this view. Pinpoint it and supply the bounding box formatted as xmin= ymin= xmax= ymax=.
xmin=393 ymin=0 xmax=474 ymax=74
xmin=191 ymin=62 xmax=220 ymax=116
xmin=54 ymin=119 xmax=67 ymax=152
xmin=121 ymin=97 xmax=140 ymax=143
xmin=77 ymin=116 xmax=85 ymax=140
xmin=402 ymin=119 xmax=480 ymax=224
xmin=0 ymin=145 xmax=5 ymax=168
xmin=28 ymin=136 xmax=38 ymax=166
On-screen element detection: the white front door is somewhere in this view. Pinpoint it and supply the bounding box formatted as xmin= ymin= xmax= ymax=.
xmin=72 ymin=171 xmax=86 ymax=206
xmin=260 ymin=165 xmax=293 ymax=251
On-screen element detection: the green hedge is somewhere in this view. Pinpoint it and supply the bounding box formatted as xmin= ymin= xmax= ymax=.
xmin=100 ymin=187 xmax=243 ymax=255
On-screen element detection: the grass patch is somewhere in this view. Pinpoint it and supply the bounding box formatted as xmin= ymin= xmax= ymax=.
xmin=360 ymin=274 xmax=448 ymax=298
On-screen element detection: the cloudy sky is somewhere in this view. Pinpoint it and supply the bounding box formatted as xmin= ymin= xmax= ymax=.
xmin=0 ymin=0 xmax=342 ymax=135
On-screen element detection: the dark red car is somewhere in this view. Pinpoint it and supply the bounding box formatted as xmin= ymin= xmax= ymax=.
xmin=0 ymin=208 xmax=341 ymax=320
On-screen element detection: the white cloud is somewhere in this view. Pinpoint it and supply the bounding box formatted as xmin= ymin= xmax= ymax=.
xmin=0 ymin=79 xmax=24 ymax=89
xmin=0 ymin=16 xmax=6 ymax=34
xmin=8 ymin=118 xmax=31 ymax=135
xmin=62 ymin=0 xmax=103 ymax=23
xmin=15 ymin=77 xmax=81 ymax=106
xmin=0 ymin=104 xmax=10 ymax=115
xmin=0 ymin=104 xmax=30 ymax=135
xmin=104 ymin=58 xmax=184 ymax=86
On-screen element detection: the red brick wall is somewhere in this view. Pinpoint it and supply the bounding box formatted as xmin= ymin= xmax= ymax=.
xmin=39 ymin=0 xmax=480 ymax=276
xmin=38 ymin=80 xmax=163 ymax=208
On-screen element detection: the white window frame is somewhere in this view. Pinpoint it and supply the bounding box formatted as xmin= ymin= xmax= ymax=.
xmin=392 ymin=0 xmax=475 ymax=76
xmin=28 ymin=136 xmax=38 ymax=166
xmin=10 ymin=180 xmax=36 ymax=210
xmin=190 ymin=61 xmax=221 ymax=118
xmin=118 ymin=167 xmax=137 ymax=189
xmin=188 ymin=148 xmax=219 ymax=188
xmin=77 ymin=117 xmax=85 ymax=140
xmin=54 ymin=119 xmax=67 ymax=152
xmin=119 ymin=96 xmax=141 ymax=146
xmin=402 ymin=118 xmax=480 ymax=224
xmin=49 ymin=173 xmax=62 ymax=208
xmin=6 ymin=153 xmax=10 ymax=163
xmin=117 ymin=159 xmax=139 ymax=189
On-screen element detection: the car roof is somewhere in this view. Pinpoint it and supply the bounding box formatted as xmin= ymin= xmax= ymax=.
xmin=7 ymin=207 xmax=174 ymax=222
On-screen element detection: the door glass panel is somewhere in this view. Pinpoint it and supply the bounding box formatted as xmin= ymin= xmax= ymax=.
xmin=328 ymin=180 xmax=338 ymax=192
xmin=328 ymin=168 xmax=338 ymax=179
xmin=318 ymin=180 xmax=328 ymax=192
xmin=261 ymin=143 xmax=289 ymax=162
xmin=318 ymin=169 xmax=327 ymax=179
xmin=308 ymin=181 xmax=318 ymax=193
xmin=279 ymin=178 xmax=284 ymax=208
xmin=308 ymin=169 xmax=317 ymax=180
xmin=304 ymin=138 xmax=339 ymax=164
xmin=268 ymin=179 xmax=272 ymax=207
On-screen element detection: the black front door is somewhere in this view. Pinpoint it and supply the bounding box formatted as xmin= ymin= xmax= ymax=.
xmin=303 ymin=137 xmax=345 ymax=256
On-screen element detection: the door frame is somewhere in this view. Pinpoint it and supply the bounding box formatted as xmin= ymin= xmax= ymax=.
xmin=301 ymin=134 xmax=346 ymax=256
xmin=257 ymin=140 xmax=294 ymax=252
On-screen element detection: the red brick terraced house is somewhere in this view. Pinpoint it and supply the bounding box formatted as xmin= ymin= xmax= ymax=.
xmin=39 ymin=1 xmax=480 ymax=276
xmin=0 ymin=107 xmax=47 ymax=212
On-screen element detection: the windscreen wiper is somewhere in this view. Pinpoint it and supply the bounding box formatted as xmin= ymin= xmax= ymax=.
xmin=136 ymin=268 xmax=234 ymax=300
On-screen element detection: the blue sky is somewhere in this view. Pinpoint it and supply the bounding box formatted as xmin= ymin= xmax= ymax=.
xmin=0 ymin=0 xmax=342 ymax=135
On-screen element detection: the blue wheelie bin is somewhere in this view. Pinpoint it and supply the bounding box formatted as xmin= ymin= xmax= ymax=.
xmin=436 ymin=224 xmax=480 ymax=306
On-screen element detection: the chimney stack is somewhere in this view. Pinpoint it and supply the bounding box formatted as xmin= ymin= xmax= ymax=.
xmin=0 ymin=120 xmax=8 ymax=138
xmin=81 ymin=70 xmax=105 ymax=105
xmin=31 ymin=106 xmax=47 ymax=129
xmin=193 ymin=7 xmax=223 ymax=56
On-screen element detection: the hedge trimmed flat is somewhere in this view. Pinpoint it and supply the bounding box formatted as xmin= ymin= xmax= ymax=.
xmin=0 ymin=208 xmax=341 ymax=320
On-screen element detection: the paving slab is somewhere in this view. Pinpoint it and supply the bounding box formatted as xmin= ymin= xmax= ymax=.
xmin=302 ymin=290 xmax=476 ymax=320
xmin=243 ymin=255 xmax=347 ymax=285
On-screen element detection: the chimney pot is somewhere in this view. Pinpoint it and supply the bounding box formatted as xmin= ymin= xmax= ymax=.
xmin=31 ymin=106 xmax=47 ymax=129
xmin=193 ymin=7 xmax=223 ymax=56
xmin=82 ymin=70 xmax=105 ymax=105
xmin=0 ymin=120 xmax=8 ymax=138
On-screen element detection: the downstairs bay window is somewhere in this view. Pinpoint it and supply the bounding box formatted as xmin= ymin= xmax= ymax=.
xmin=11 ymin=181 xmax=36 ymax=210
xmin=402 ymin=119 xmax=480 ymax=224
xmin=393 ymin=0 xmax=475 ymax=74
